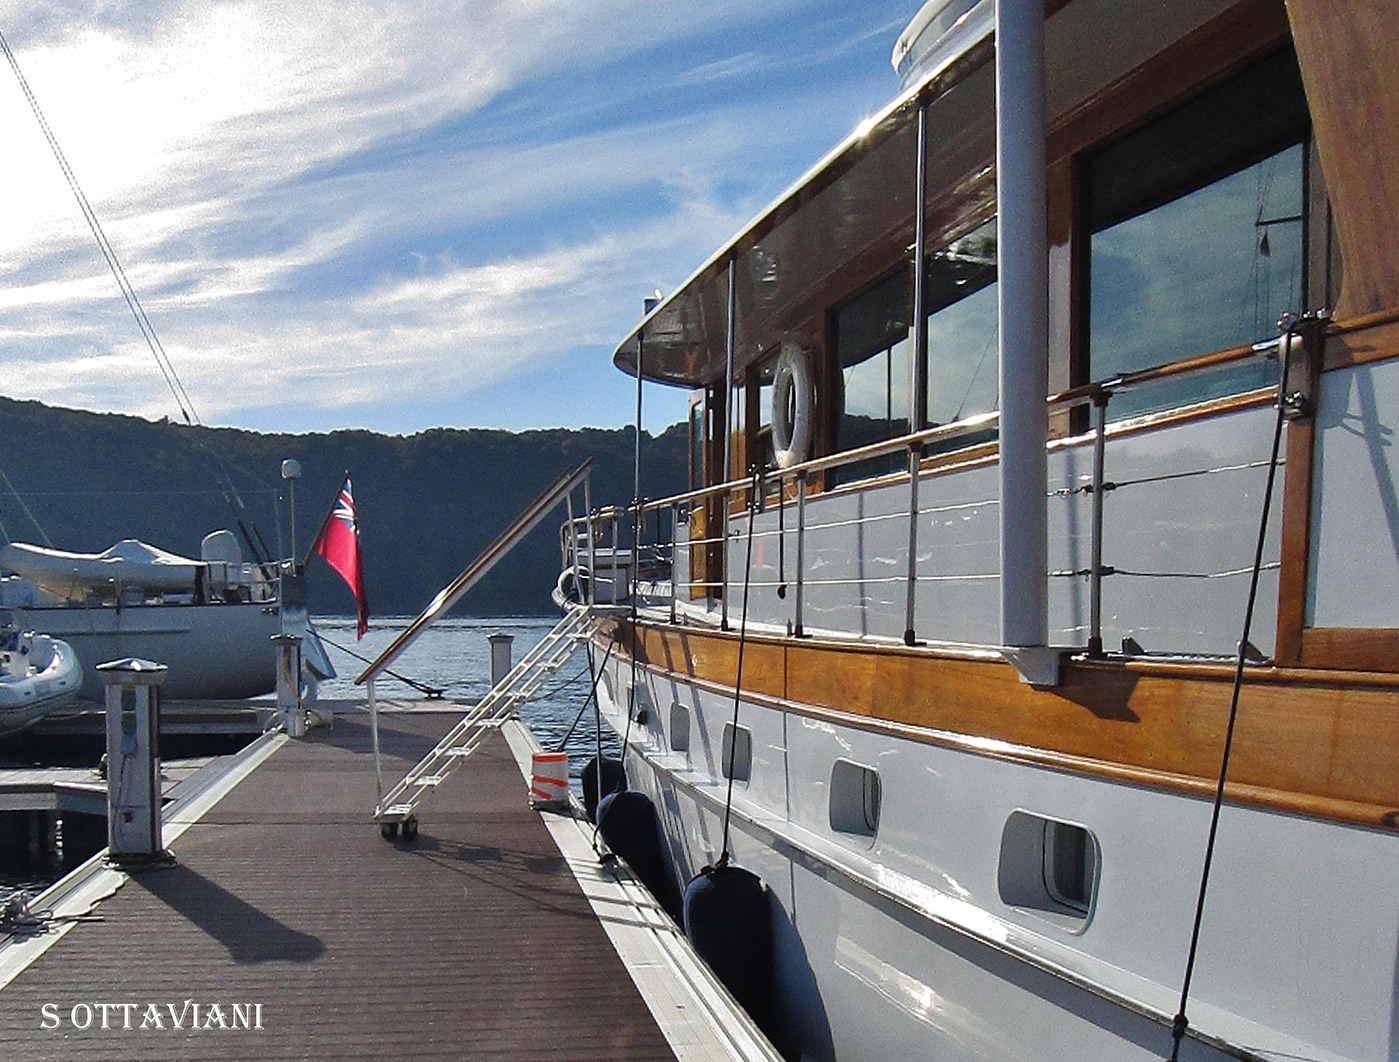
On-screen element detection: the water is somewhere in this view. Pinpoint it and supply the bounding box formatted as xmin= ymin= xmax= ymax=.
xmin=311 ymin=614 xmax=621 ymax=786
xmin=0 ymin=615 xmax=620 ymax=907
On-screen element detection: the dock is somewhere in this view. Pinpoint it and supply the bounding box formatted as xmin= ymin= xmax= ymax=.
xmin=0 ymin=703 xmax=778 ymax=1061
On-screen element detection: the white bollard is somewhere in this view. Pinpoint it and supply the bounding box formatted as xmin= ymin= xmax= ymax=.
xmin=488 ymin=633 xmax=514 ymax=688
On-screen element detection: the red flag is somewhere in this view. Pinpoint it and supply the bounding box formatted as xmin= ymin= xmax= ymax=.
xmin=309 ymin=475 xmax=370 ymax=637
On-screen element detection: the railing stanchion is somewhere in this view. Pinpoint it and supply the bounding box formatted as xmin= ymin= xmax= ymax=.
xmin=1088 ymin=389 xmax=1110 ymax=656
xmin=904 ymin=443 xmax=921 ymax=646
xmin=794 ymin=472 xmax=807 ymax=638
xmin=721 ymin=488 xmax=732 ymax=631
xmin=584 ymin=475 xmax=596 ymax=607
xmin=670 ymin=502 xmax=679 ymax=623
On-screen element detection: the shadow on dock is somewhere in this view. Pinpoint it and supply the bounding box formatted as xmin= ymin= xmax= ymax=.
xmin=130 ymin=865 xmax=325 ymax=965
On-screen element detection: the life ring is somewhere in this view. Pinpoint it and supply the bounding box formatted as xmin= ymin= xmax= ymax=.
xmin=771 ymin=342 xmax=814 ymax=469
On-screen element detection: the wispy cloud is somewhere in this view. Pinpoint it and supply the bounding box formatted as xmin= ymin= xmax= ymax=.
xmin=0 ymin=0 xmax=915 ymax=433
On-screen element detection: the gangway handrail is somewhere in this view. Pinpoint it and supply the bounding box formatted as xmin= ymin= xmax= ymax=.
xmin=373 ymin=606 xmax=595 ymax=827
xmin=356 ymin=459 xmax=593 ymax=685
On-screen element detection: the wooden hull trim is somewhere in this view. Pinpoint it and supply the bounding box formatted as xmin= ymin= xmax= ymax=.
xmin=597 ymin=618 xmax=1399 ymax=832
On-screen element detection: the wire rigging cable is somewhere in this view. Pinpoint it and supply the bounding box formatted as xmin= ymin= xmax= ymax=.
xmin=0 ymin=26 xmax=199 ymax=427
xmin=1168 ymin=313 xmax=1311 ymax=1061
xmin=718 ymin=467 xmax=761 ymax=865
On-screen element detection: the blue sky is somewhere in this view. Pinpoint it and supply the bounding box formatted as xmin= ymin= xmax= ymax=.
xmin=0 ymin=1 xmax=917 ymax=436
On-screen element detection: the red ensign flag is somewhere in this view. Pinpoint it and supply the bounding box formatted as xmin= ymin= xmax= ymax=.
xmin=310 ymin=475 xmax=370 ymax=637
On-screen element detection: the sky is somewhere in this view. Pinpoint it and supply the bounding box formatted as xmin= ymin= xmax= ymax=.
xmin=0 ymin=0 xmax=919 ymax=437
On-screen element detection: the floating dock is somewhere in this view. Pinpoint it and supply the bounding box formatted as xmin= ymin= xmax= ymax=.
xmin=0 ymin=703 xmax=778 ymax=1061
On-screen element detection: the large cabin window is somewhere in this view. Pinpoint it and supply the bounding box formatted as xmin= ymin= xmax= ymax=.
xmin=834 ymin=268 xmax=912 ymax=482
xmin=925 ymin=217 xmax=999 ymax=440
xmin=833 ymin=215 xmax=1001 ymax=481
xmin=1085 ymin=47 xmax=1310 ymax=419
xmin=688 ymin=394 xmax=704 ymax=493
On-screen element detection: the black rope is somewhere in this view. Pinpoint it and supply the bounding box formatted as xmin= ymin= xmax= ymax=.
xmin=1168 ymin=317 xmax=1300 ymax=1060
xmin=717 ymin=467 xmax=761 ymax=867
xmin=617 ymin=497 xmax=643 ymax=776
xmin=317 ymin=631 xmax=445 ymax=697
xmin=777 ymin=473 xmax=787 ymax=599
xmin=555 ymin=639 xmax=614 ymax=752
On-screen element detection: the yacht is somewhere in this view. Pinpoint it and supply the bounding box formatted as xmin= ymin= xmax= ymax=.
xmin=561 ymin=1 xmax=1399 ymax=1059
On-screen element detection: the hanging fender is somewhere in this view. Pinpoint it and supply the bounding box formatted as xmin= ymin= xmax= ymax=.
xmin=771 ymin=341 xmax=814 ymax=470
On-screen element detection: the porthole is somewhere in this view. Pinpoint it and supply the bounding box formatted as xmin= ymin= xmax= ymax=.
xmin=669 ymin=703 xmax=690 ymax=752
xmin=829 ymin=760 xmax=881 ymax=837
xmin=998 ymin=811 xmax=1099 ymax=928
xmin=721 ymin=723 xmax=751 ymax=782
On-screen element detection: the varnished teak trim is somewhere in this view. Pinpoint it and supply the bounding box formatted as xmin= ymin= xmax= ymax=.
xmin=602 ymin=620 xmax=1399 ymax=832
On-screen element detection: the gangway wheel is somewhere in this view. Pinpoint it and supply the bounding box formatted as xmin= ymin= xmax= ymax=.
xmin=380 ymin=821 xmax=398 ymax=840
xmin=401 ymin=816 xmax=419 ymax=841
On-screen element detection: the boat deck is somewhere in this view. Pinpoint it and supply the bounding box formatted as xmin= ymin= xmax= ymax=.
xmin=0 ymin=706 xmax=770 ymax=1060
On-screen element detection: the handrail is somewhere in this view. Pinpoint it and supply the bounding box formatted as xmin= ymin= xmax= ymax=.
xmin=624 ymin=337 xmax=1281 ymax=520
xmin=358 ymin=459 xmax=592 ymax=685
xmin=1047 ymin=336 xmax=1279 ymax=409
xmin=566 ymin=329 xmax=1288 ymax=656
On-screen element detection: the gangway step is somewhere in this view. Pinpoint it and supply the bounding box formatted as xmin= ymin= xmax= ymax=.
xmin=373 ymin=607 xmax=594 ymax=828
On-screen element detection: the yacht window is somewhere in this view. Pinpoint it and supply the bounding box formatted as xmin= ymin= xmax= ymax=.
xmin=1086 ymin=47 xmax=1310 ymax=419
xmin=925 ymin=217 xmax=999 ymax=447
xmin=751 ymin=356 xmax=778 ymax=476
xmin=689 ymin=396 xmax=704 ymax=493
xmin=835 ymin=268 xmax=912 ymax=482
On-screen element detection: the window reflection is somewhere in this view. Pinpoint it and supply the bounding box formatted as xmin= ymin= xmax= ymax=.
xmin=833 ymin=217 xmax=1000 ymax=482
xmin=1087 ymin=48 xmax=1309 ymax=419
xmin=926 ymin=219 xmax=998 ymax=443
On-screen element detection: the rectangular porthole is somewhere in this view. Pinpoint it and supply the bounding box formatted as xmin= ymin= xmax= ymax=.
xmin=829 ymin=759 xmax=881 ymax=837
xmin=721 ymin=723 xmax=751 ymax=781
xmin=669 ymin=703 xmax=690 ymax=752
xmin=630 ymin=683 xmax=651 ymax=725
xmin=998 ymin=811 xmax=1099 ymax=929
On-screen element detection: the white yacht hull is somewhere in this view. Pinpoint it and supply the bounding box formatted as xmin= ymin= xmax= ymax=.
xmin=4 ymin=602 xmax=279 ymax=701
xmin=591 ymin=636 xmax=1399 ymax=1062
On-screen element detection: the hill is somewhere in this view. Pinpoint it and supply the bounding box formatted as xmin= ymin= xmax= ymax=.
xmin=0 ymin=397 xmax=687 ymax=618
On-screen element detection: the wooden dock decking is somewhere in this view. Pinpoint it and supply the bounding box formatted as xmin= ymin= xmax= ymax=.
xmin=0 ymin=708 xmax=768 ymax=1061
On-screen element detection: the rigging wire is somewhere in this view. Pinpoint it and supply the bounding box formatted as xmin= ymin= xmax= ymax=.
xmin=555 ymin=639 xmax=614 ymax=753
xmin=717 ymin=467 xmax=761 ymax=866
xmin=0 ymin=28 xmax=285 ymax=571
xmin=0 ymin=466 xmax=54 ymax=547
xmin=1168 ymin=314 xmax=1306 ymax=1060
xmin=0 ymin=27 xmax=199 ymax=427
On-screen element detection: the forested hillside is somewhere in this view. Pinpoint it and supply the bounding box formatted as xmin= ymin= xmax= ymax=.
xmin=0 ymin=397 xmax=686 ymax=617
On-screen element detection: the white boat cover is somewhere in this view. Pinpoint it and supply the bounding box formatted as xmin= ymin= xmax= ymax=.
xmin=0 ymin=539 xmax=203 ymax=596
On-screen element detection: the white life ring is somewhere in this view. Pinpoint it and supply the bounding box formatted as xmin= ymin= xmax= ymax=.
xmin=771 ymin=341 xmax=814 ymax=470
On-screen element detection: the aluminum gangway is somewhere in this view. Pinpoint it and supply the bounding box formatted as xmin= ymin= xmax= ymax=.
xmin=372 ymin=606 xmax=593 ymax=838
xmin=355 ymin=460 xmax=597 ymax=840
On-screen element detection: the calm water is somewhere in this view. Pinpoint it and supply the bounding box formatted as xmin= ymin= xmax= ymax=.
xmin=312 ymin=613 xmax=620 ymax=778
xmin=0 ymin=614 xmax=619 ymax=904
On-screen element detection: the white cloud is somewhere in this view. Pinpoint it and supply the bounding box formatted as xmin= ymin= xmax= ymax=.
xmin=0 ymin=0 xmax=912 ymax=431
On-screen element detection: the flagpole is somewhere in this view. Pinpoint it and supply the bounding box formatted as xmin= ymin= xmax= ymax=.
xmin=302 ymin=476 xmax=344 ymax=570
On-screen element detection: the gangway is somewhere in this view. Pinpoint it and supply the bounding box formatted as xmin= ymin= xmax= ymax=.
xmin=355 ymin=460 xmax=597 ymax=839
xmin=373 ymin=606 xmax=593 ymax=838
